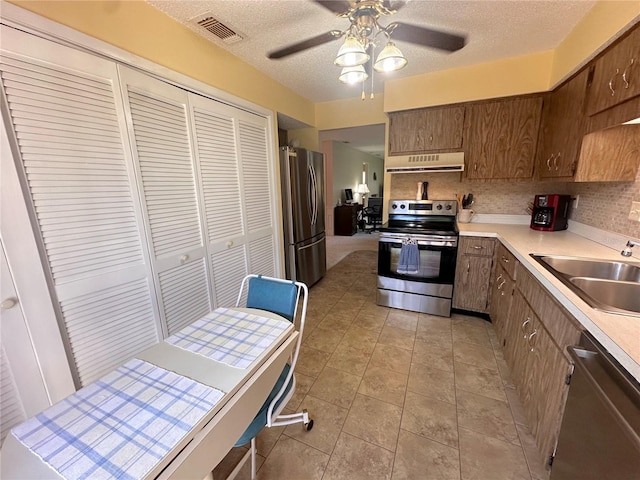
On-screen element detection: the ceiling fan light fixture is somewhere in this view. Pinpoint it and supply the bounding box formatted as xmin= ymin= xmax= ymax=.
xmin=338 ymin=65 xmax=368 ymax=84
xmin=373 ymin=42 xmax=408 ymax=72
xmin=334 ymin=36 xmax=370 ymax=67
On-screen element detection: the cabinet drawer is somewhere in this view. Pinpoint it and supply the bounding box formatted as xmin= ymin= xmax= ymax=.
xmin=496 ymin=243 xmax=518 ymax=279
xmin=458 ymin=236 xmax=496 ymax=256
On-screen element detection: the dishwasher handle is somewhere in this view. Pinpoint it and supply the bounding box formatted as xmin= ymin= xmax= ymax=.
xmin=567 ymin=344 xmax=640 ymax=452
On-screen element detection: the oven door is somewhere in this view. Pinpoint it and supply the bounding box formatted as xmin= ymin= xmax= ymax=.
xmin=378 ymin=235 xmax=457 ymax=285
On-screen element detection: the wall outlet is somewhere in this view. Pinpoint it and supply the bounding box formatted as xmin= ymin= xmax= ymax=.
xmin=572 ymin=195 xmax=579 ymax=209
xmin=629 ymin=201 xmax=640 ymax=222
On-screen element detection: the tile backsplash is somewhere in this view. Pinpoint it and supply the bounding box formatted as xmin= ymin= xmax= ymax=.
xmin=390 ymin=169 xmax=640 ymax=240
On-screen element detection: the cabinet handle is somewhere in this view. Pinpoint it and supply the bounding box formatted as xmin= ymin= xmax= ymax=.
xmin=553 ymin=153 xmax=560 ymax=171
xmin=528 ymin=329 xmax=538 ymax=352
xmin=497 ymin=279 xmax=506 ymax=290
xmin=429 ymin=134 xmax=433 ymax=143
xmin=521 ymin=317 xmax=530 ymax=338
xmin=609 ymin=68 xmax=620 ymax=96
xmin=546 ymin=155 xmax=553 ymax=171
xmin=622 ymin=58 xmax=634 ymax=89
xmin=180 ymin=255 xmax=190 ymax=263
xmin=466 ymin=262 xmax=470 ymax=273
xmin=496 ymin=273 xmax=503 ymax=283
xmin=474 ymin=163 xmax=478 ymax=172
xmin=472 ymin=245 xmax=484 ymax=250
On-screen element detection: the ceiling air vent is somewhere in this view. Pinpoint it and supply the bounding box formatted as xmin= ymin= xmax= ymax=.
xmin=194 ymin=15 xmax=244 ymax=44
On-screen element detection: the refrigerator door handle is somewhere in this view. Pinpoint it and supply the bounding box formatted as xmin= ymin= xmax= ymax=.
xmin=308 ymin=163 xmax=317 ymax=225
xmin=298 ymin=236 xmax=325 ymax=251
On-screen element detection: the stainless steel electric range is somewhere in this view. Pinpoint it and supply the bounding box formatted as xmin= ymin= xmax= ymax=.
xmin=377 ymin=199 xmax=459 ymax=317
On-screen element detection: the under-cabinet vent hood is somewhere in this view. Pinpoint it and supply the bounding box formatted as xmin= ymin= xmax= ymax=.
xmin=386 ymin=152 xmax=465 ymax=173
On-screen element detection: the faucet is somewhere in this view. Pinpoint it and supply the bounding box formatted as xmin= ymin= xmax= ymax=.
xmin=621 ymin=240 xmax=640 ymax=257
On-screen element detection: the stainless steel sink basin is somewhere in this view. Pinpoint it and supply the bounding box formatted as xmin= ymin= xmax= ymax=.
xmin=530 ymin=254 xmax=640 ymax=316
xmin=569 ymin=277 xmax=640 ymax=315
xmin=535 ymin=255 xmax=640 ymax=282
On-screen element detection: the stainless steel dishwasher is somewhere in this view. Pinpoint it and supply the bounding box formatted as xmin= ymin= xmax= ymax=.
xmin=550 ymin=332 xmax=640 ymax=480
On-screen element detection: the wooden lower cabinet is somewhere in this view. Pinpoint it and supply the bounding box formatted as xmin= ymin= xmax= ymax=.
xmin=489 ymin=262 xmax=515 ymax=345
xmin=501 ymin=265 xmax=582 ymax=470
xmin=453 ymin=237 xmax=496 ymax=313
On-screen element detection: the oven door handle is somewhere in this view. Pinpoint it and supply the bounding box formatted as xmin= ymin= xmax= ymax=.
xmin=379 ymin=237 xmax=457 ymax=247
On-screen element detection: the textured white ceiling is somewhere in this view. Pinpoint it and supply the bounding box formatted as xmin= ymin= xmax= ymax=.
xmin=147 ymin=0 xmax=597 ymax=104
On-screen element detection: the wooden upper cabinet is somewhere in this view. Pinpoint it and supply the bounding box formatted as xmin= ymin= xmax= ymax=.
xmin=465 ymin=96 xmax=543 ymax=180
xmin=536 ymin=69 xmax=589 ymax=179
xmin=388 ymin=105 xmax=465 ymax=155
xmin=586 ymin=26 xmax=640 ymax=116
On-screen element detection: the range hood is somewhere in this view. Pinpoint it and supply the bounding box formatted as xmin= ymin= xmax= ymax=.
xmin=386 ymin=152 xmax=465 ymax=173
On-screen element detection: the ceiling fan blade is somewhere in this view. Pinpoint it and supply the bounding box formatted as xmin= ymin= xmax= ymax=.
xmin=313 ymin=0 xmax=351 ymax=14
xmin=382 ymin=1 xmax=408 ymax=12
xmin=391 ymin=22 xmax=466 ymax=52
xmin=267 ymin=30 xmax=343 ymax=59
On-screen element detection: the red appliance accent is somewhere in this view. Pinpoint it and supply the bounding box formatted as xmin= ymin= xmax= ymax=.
xmin=530 ymin=195 xmax=571 ymax=231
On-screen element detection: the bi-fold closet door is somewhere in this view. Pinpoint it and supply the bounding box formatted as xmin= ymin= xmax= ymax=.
xmin=1 ymin=27 xmax=277 ymax=388
xmin=119 ymin=66 xmax=276 ymax=335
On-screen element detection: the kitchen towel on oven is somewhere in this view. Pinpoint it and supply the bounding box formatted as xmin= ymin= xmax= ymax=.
xmin=398 ymin=238 xmax=420 ymax=274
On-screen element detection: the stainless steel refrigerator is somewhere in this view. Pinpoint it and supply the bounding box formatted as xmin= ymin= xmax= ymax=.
xmin=280 ymin=147 xmax=326 ymax=287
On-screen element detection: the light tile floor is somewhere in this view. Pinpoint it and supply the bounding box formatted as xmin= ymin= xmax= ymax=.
xmin=215 ymin=240 xmax=550 ymax=480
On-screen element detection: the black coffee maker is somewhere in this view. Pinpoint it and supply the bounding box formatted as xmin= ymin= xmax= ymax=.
xmin=530 ymin=194 xmax=571 ymax=231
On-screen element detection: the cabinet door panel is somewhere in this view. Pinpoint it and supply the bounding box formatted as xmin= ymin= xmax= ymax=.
xmin=587 ymin=27 xmax=640 ymax=116
xmin=466 ymin=96 xmax=542 ymax=179
xmin=423 ymin=106 xmax=465 ymax=150
xmin=453 ymin=255 xmax=493 ymax=312
xmin=388 ymin=110 xmax=425 ymax=155
xmin=537 ymin=69 xmax=589 ymax=179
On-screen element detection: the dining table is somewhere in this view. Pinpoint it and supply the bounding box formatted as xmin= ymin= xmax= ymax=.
xmin=0 ymin=307 xmax=296 ymax=480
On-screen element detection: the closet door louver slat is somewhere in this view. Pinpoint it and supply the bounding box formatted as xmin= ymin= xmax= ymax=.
xmin=192 ymin=107 xmax=243 ymax=242
xmin=0 ymin=346 xmax=27 ymax=444
xmin=1 ymin=31 xmax=160 ymax=387
xmin=211 ymin=245 xmax=248 ymax=308
xmin=119 ymin=66 xmax=212 ymax=331
xmin=239 ymin=121 xmax=273 ymax=236
xmin=60 ymin=279 xmax=157 ymax=385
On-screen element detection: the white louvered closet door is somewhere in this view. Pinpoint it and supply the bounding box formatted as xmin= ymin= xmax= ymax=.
xmin=188 ymin=94 xmax=276 ymax=308
xmin=0 ymin=28 xmax=161 ymax=387
xmin=118 ymin=67 xmax=212 ymax=335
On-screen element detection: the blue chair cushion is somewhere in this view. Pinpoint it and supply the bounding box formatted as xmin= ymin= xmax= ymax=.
xmin=234 ymin=363 xmax=292 ymax=447
xmin=246 ymin=276 xmax=297 ymax=322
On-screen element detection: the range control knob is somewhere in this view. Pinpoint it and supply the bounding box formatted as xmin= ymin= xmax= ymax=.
xmin=436 ymin=204 xmax=443 ymax=210
xmin=400 ymin=204 xmax=406 ymax=209
xmin=445 ymin=204 xmax=452 ymax=210
xmin=391 ymin=203 xmax=397 ymax=210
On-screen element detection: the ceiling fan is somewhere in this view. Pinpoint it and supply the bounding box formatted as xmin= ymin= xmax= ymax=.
xmin=267 ymin=0 xmax=467 ymax=61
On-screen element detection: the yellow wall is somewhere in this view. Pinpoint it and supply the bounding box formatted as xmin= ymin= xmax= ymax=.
xmin=383 ymin=51 xmax=553 ymax=112
xmin=8 ymin=0 xmax=316 ymax=126
xmin=551 ymin=1 xmax=640 ymax=85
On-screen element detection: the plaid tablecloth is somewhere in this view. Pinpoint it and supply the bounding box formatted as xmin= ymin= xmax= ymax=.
xmin=12 ymin=358 xmax=224 ymax=480
xmin=166 ymin=307 xmax=291 ymax=369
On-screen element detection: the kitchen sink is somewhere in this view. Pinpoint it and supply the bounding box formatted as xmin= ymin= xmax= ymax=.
xmin=569 ymin=277 xmax=640 ymax=315
xmin=534 ymin=255 xmax=640 ymax=282
xmin=530 ymin=254 xmax=640 ymax=316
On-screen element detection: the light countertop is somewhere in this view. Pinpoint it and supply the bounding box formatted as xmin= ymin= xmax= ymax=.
xmin=458 ymin=223 xmax=640 ymax=381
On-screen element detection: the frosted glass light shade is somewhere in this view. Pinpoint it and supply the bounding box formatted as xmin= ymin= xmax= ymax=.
xmin=334 ymin=36 xmax=370 ymax=67
xmin=356 ymin=183 xmax=370 ymax=194
xmin=338 ymin=65 xmax=368 ymax=84
xmin=373 ymin=42 xmax=408 ymax=72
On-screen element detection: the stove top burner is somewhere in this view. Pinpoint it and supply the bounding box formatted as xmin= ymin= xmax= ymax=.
xmin=381 ymin=199 xmax=459 ymax=237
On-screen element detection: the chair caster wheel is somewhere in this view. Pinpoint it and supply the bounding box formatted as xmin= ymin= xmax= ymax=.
xmin=305 ymin=419 xmax=314 ymax=431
